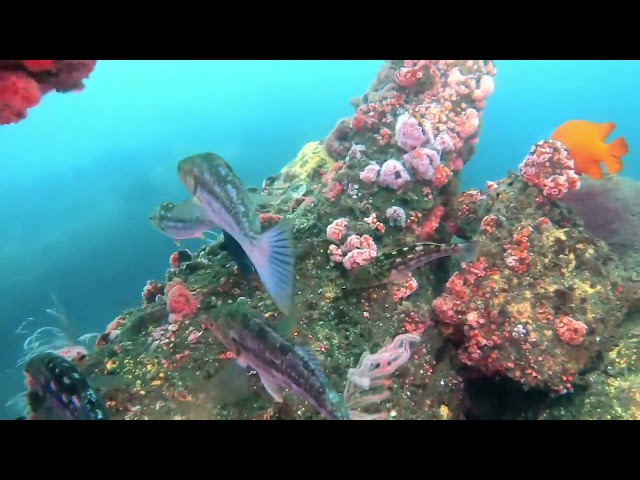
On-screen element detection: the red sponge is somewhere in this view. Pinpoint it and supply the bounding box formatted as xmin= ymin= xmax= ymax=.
xmin=0 ymin=59 xmax=97 ymax=125
xmin=0 ymin=70 xmax=41 ymax=125
xmin=22 ymin=60 xmax=55 ymax=73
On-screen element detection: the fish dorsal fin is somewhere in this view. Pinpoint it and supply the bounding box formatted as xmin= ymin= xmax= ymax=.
xmin=294 ymin=345 xmax=325 ymax=376
xmin=596 ymin=121 xmax=615 ymax=140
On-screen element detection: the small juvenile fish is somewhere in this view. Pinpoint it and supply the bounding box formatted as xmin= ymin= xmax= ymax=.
xmin=348 ymin=241 xmax=478 ymax=289
xmin=205 ymin=303 xmax=350 ymax=420
xmin=23 ymin=352 xmax=109 ymax=420
xmin=178 ymin=153 xmax=295 ymax=314
xmin=150 ymin=198 xmax=217 ymax=246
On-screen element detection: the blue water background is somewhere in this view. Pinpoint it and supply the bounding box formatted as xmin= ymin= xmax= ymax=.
xmin=0 ymin=60 xmax=637 ymax=417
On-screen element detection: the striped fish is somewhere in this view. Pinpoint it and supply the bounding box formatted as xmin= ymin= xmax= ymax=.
xmin=348 ymin=241 xmax=478 ymax=289
xmin=205 ymin=304 xmax=350 ymax=420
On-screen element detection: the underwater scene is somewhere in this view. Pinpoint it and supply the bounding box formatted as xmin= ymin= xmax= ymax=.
xmin=1 ymin=59 xmax=639 ymax=420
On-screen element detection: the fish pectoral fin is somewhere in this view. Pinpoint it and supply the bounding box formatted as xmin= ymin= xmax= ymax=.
xmin=259 ymin=373 xmax=285 ymax=402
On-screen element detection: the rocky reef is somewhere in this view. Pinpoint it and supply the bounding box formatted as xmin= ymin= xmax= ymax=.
xmin=51 ymin=60 xmax=640 ymax=420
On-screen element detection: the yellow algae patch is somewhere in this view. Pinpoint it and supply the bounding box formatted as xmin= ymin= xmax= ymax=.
xmin=506 ymin=299 xmax=533 ymax=321
xmin=605 ymin=376 xmax=640 ymax=420
xmin=438 ymin=404 xmax=451 ymax=419
xmin=281 ymin=141 xmax=334 ymax=183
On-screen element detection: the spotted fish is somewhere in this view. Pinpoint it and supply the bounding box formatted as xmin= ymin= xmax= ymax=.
xmin=204 ymin=303 xmax=350 ymax=420
xmin=23 ymin=352 xmax=109 ymax=420
xmin=150 ymin=198 xmax=217 ymax=246
xmin=348 ymin=241 xmax=478 ymax=289
xmin=178 ymin=153 xmax=295 ymax=314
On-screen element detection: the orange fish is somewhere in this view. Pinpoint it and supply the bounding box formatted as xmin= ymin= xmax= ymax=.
xmin=550 ymin=120 xmax=629 ymax=180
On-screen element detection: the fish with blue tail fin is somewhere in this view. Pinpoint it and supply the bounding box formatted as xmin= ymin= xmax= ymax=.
xmin=348 ymin=241 xmax=478 ymax=289
xmin=23 ymin=352 xmax=109 ymax=420
xmin=204 ymin=303 xmax=350 ymax=420
xmin=178 ymin=153 xmax=295 ymax=314
xmin=221 ymin=230 xmax=256 ymax=297
xmin=151 ymin=199 xmax=258 ymax=297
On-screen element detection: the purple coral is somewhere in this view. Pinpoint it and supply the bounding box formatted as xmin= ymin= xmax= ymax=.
xmin=378 ymin=159 xmax=410 ymax=190
xmin=385 ymin=206 xmax=406 ymax=227
xmin=395 ymin=113 xmax=433 ymax=152
xmin=403 ymin=147 xmax=440 ymax=181
xmin=359 ymin=162 xmax=381 ymax=184
xmin=434 ymin=131 xmax=456 ymax=152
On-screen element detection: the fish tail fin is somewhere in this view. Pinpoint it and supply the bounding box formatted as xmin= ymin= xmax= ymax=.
xmin=454 ymin=241 xmax=479 ymax=263
xmin=250 ymin=220 xmax=295 ymax=314
xmin=603 ymin=137 xmax=628 ymax=175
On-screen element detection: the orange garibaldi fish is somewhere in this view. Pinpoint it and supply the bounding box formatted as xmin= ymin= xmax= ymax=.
xmin=550 ymin=120 xmax=629 ymax=180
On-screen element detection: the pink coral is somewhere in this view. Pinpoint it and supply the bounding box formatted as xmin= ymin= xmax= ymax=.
xmin=328 ymin=244 xmax=343 ymax=264
xmin=342 ymin=235 xmax=377 ymax=271
xmin=394 ymin=67 xmax=423 ymax=87
xmin=378 ymin=159 xmax=410 ymax=190
xmin=343 ymin=249 xmax=376 ymax=271
xmin=326 ymin=218 xmax=349 ymax=243
xmin=434 ymin=131 xmax=456 ymax=152
xmin=165 ymin=279 xmax=200 ymax=323
xmin=403 ymin=147 xmax=440 ymax=181
xmin=519 ymin=140 xmax=580 ymax=200
xmin=395 ymin=113 xmax=429 ymax=151
xmin=454 ymin=108 xmax=480 ymax=138
xmin=391 ymin=276 xmax=419 ymax=302
xmin=432 ymin=165 xmax=453 ymax=189
xmin=364 ymin=213 xmax=385 ymax=234
xmin=472 ymin=75 xmax=495 ymax=109
xmin=554 ymin=315 xmax=587 ymax=346
xmin=415 ymin=205 xmax=445 ymax=240
xmin=322 ymin=182 xmax=342 ymax=201
xmin=359 ymin=162 xmax=380 ymax=184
